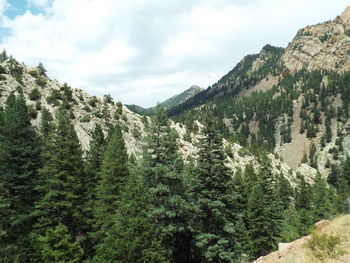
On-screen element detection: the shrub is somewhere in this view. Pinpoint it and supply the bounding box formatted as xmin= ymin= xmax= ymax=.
xmin=122 ymin=114 xmax=128 ymax=122
xmin=36 ymin=77 xmax=46 ymax=88
xmin=88 ymin=97 xmax=98 ymax=107
xmin=83 ymin=105 xmax=91 ymax=112
xmin=37 ymin=62 xmax=47 ymax=76
xmin=121 ymin=124 xmax=129 ymax=132
xmin=35 ymin=101 xmax=42 ymax=111
xmin=0 ymin=74 xmax=6 ymax=81
xmin=29 ymin=88 xmax=41 ymax=101
xmin=104 ymin=94 xmax=114 ymax=104
xmin=29 ymin=70 xmax=39 ymax=78
xmin=61 ymin=83 xmax=73 ymax=102
xmin=131 ymin=128 xmax=141 ymax=139
xmin=80 ymin=114 xmax=91 ymax=123
xmin=27 ymin=105 xmax=37 ymax=119
xmin=0 ymin=65 xmax=6 ymax=74
xmin=46 ymin=90 xmax=62 ymax=106
xmin=93 ymin=111 xmax=103 ymax=118
xmin=16 ymin=86 xmax=23 ymax=94
xmin=306 ymin=231 xmax=341 ymax=259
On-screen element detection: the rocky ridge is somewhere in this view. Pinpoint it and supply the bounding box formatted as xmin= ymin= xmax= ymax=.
xmin=0 ymin=57 xmax=315 ymax=181
xmin=282 ymin=6 xmax=350 ymax=73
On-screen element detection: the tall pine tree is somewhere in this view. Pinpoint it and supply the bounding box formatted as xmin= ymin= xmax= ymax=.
xmin=0 ymin=95 xmax=41 ymax=261
xmin=94 ymin=174 xmax=166 ymax=263
xmin=140 ymin=104 xmax=191 ymax=263
xmin=93 ymin=125 xmax=129 ymax=246
xmin=34 ymin=108 xmax=86 ymax=240
xmin=246 ymin=156 xmax=283 ymax=259
xmin=191 ymin=114 xmax=235 ymax=263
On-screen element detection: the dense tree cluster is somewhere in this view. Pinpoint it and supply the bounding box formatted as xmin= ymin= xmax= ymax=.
xmin=0 ymin=95 xmax=346 ymax=262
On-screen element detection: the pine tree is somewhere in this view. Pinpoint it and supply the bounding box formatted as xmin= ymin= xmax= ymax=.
xmin=86 ymin=124 xmax=105 ymax=179
xmin=191 ymin=114 xmax=235 ymax=263
xmin=312 ymin=173 xmax=332 ymax=221
xmin=140 ymin=104 xmax=191 ymax=263
xmin=246 ymin=157 xmax=283 ymax=259
xmin=32 ymin=223 xmax=83 ymax=263
xmin=93 ymin=125 xmax=129 ymax=245
xmin=0 ymin=95 xmax=41 ymax=261
xmin=40 ymin=107 xmax=53 ymax=136
xmin=34 ymin=108 xmax=86 ymax=240
xmin=84 ymin=124 xmax=106 ymax=256
xmin=94 ymin=174 xmax=167 ymax=263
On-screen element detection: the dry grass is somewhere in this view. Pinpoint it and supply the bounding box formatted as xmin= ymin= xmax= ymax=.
xmin=253 ymin=215 xmax=350 ymax=263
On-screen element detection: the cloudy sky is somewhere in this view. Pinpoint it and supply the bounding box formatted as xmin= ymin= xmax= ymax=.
xmin=0 ymin=0 xmax=348 ymax=107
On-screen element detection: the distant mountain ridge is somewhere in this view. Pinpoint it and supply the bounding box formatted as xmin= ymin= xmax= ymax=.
xmin=126 ymin=85 xmax=204 ymax=114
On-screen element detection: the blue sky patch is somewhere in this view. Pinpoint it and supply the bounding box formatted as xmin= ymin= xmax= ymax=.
xmin=5 ymin=0 xmax=42 ymax=19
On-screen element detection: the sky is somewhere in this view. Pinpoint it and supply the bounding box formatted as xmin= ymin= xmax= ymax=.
xmin=0 ymin=0 xmax=348 ymax=107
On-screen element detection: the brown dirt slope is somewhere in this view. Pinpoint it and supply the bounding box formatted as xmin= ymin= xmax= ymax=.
xmin=252 ymin=215 xmax=350 ymax=263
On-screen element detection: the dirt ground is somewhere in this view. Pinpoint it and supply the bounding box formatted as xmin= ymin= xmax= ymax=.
xmin=252 ymin=215 xmax=350 ymax=263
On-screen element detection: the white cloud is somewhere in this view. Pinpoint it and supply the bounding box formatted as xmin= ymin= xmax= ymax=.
xmin=0 ymin=0 xmax=8 ymax=17
xmin=0 ymin=0 xmax=349 ymax=107
xmin=27 ymin=0 xmax=51 ymax=9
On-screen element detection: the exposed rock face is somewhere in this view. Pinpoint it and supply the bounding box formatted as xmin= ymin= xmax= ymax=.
xmin=0 ymin=59 xmax=146 ymax=157
xmin=282 ymin=6 xmax=350 ymax=73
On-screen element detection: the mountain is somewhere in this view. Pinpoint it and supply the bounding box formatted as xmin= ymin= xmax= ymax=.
xmin=0 ymin=53 xmax=315 ymax=181
xmin=1 ymin=6 xmax=350 ymax=263
xmin=126 ymin=85 xmax=204 ymax=114
xmin=0 ymin=56 xmax=146 ymax=157
xmin=169 ymin=6 xmax=350 ymax=176
xmin=161 ymin=85 xmax=204 ymax=109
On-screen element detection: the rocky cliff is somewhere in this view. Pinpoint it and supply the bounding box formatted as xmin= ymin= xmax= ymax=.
xmin=282 ymin=6 xmax=350 ymax=73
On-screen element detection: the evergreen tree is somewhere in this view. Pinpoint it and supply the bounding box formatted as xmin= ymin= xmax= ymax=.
xmin=140 ymin=104 xmax=191 ymax=263
xmin=246 ymin=157 xmax=282 ymax=259
xmin=32 ymin=224 xmax=83 ymax=263
xmin=86 ymin=124 xmax=105 ymax=179
xmin=93 ymin=125 xmax=129 ymax=245
xmin=0 ymin=95 xmax=41 ymax=261
xmin=312 ymin=173 xmax=332 ymax=221
xmin=34 ymin=108 xmax=86 ymax=240
xmin=94 ymin=174 xmax=166 ymax=263
xmin=191 ymin=114 xmax=235 ymax=263
xmin=40 ymin=107 xmax=53 ymax=136
xmin=84 ymin=124 xmax=106 ymax=256
xmin=295 ymin=174 xmax=312 ymax=211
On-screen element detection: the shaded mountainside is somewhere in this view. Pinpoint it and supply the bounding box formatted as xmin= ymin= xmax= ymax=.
xmin=126 ymin=85 xmax=204 ymax=115
xmin=162 ymin=85 xmax=204 ymax=109
xmin=170 ymin=6 xmax=350 ymax=176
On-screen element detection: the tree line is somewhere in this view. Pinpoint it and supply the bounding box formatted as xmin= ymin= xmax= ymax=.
xmin=0 ymin=96 xmax=348 ymax=263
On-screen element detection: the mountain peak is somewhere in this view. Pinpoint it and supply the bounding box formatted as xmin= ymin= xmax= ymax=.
xmin=341 ymin=5 xmax=350 ymax=24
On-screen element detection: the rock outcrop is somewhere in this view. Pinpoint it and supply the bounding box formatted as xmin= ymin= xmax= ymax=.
xmin=282 ymin=6 xmax=350 ymax=73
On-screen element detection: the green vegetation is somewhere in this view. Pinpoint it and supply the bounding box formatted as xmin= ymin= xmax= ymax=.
xmin=306 ymin=231 xmax=341 ymax=259
xmin=80 ymin=114 xmax=91 ymax=122
xmin=29 ymin=88 xmax=41 ymax=101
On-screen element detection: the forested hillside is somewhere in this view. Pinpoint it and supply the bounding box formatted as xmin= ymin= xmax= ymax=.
xmin=171 ymin=7 xmax=350 ymax=177
xmin=1 ymin=5 xmax=350 ymax=263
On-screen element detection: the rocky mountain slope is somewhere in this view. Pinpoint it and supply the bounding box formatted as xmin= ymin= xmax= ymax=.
xmin=282 ymin=6 xmax=350 ymax=73
xmin=0 ymin=55 xmax=315 ymax=181
xmin=169 ymin=6 xmax=350 ymax=177
xmin=0 ymin=57 xmax=146 ymax=157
